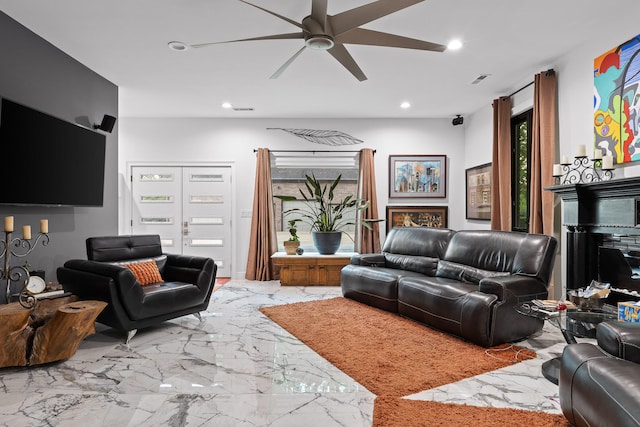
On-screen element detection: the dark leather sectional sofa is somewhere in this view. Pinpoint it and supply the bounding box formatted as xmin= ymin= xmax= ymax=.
xmin=560 ymin=321 xmax=640 ymax=427
xmin=341 ymin=227 xmax=557 ymax=347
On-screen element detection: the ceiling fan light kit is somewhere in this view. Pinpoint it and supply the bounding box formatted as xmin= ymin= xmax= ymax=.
xmin=190 ymin=0 xmax=446 ymax=81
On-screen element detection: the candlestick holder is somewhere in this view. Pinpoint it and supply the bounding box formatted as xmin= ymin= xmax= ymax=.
xmin=1 ymin=230 xmax=50 ymax=308
xmin=556 ymin=155 xmax=612 ymax=184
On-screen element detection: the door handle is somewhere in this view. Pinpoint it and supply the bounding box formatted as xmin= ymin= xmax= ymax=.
xmin=182 ymin=221 xmax=189 ymax=236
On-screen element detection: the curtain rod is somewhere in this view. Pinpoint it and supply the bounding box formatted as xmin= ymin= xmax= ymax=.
xmin=507 ymin=69 xmax=555 ymax=98
xmin=253 ymin=149 xmax=375 ymax=154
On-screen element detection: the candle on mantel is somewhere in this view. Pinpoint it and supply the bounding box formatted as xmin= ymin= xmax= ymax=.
xmin=40 ymin=219 xmax=49 ymax=234
xmin=576 ymin=144 xmax=587 ymax=157
xmin=553 ymin=164 xmax=563 ymax=176
xmin=593 ymin=148 xmax=603 ymax=160
xmin=4 ymin=216 xmax=14 ymax=233
xmin=561 ymin=155 xmax=570 ymax=164
xmin=602 ymin=155 xmax=614 ymax=170
xmin=23 ymin=225 xmax=31 ymax=240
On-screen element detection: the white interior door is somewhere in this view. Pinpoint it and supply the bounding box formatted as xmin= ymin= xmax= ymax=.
xmin=131 ymin=165 xmax=232 ymax=277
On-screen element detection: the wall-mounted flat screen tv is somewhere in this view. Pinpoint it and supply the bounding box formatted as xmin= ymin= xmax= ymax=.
xmin=0 ymin=98 xmax=106 ymax=207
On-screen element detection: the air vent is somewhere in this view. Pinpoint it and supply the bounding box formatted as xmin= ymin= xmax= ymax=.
xmin=471 ymin=74 xmax=490 ymax=85
xmin=233 ymin=107 xmax=254 ymax=112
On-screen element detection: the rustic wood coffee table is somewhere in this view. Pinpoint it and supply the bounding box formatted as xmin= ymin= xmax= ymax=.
xmin=0 ymin=296 xmax=106 ymax=368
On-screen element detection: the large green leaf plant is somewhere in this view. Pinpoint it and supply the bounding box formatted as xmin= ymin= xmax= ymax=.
xmin=275 ymin=174 xmax=381 ymax=240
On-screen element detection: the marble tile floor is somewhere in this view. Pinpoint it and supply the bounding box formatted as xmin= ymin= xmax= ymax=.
xmin=0 ymin=280 xmax=569 ymax=427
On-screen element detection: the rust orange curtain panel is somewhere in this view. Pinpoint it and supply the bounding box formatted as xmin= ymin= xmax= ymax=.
xmin=491 ymin=96 xmax=512 ymax=230
xmin=245 ymin=148 xmax=278 ymax=281
xmin=529 ymin=70 xmax=557 ymax=237
xmin=356 ymin=148 xmax=381 ymax=253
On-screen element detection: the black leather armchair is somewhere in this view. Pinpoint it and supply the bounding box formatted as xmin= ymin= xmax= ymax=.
xmin=559 ymin=321 xmax=640 ymax=427
xmin=57 ymin=235 xmax=217 ymax=342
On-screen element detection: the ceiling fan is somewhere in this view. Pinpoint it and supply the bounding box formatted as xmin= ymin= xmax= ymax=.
xmin=191 ymin=0 xmax=446 ymax=81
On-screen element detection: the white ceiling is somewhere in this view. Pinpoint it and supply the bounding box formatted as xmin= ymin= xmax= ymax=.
xmin=1 ymin=0 xmax=637 ymax=119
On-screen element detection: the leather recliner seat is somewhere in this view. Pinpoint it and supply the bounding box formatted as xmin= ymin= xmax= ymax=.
xmin=560 ymin=321 xmax=640 ymax=427
xmin=341 ymin=228 xmax=557 ymax=347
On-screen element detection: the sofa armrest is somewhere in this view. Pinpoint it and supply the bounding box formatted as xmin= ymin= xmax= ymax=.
xmin=597 ymin=321 xmax=640 ymax=363
xmin=559 ymin=342 xmax=640 ymax=427
xmin=163 ymin=254 xmax=216 ymax=292
xmin=350 ymin=253 xmax=386 ymax=267
xmin=478 ymin=274 xmax=548 ymax=301
xmin=58 ymin=259 xmax=143 ymax=302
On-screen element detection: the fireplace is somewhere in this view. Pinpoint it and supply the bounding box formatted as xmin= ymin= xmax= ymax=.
xmin=547 ymin=176 xmax=640 ymax=291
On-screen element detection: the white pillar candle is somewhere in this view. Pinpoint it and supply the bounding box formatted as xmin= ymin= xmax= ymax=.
xmin=602 ymin=155 xmax=614 ymax=169
xmin=553 ymin=164 xmax=563 ymax=176
xmin=4 ymin=216 xmax=14 ymax=232
xmin=561 ymin=155 xmax=570 ymax=164
xmin=22 ymin=225 xmax=31 ymax=240
xmin=576 ymin=144 xmax=586 ymax=157
xmin=593 ymin=148 xmax=602 ymax=160
xmin=40 ymin=219 xmax=49 ymax=234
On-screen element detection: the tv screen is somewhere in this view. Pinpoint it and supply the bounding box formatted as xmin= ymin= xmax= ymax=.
xmin=0 ymin=98 xmax=106 ymax=207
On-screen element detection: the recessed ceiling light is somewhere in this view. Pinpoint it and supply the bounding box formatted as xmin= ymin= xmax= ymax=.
xmin=221 ymin=102 xmax=232 ymax=109
xmin=400 ymin=101 xmax=411 ymax=109
xmin=447 ymin=39 xmax=463 ymax=51
xmin=168 ymin=41 xmax=188 ymax=51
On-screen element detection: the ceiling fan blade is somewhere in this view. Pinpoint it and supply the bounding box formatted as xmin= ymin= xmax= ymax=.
xmin=191 ymin=32 xmax=304 ymax=48
xmin=327 ymin=43 xmax=367 ymax=81
xmin=337 ymin=28 xmax=446 ymax=52
xmin=330 ymin=0 xmax=424 ymax=36
xmin=270 ymin=46 xmax=307 ymax=79
xmin=311 ymin=0 xmax=328 ymax=30
xmin=237 ymin=0 xmax=305 ymax=30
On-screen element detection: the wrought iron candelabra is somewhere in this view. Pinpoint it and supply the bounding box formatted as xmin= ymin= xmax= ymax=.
xmin=553 ymin=146 xmax=614 ymax=185
xmin=0 ymin=217 xmax=50 ymax=308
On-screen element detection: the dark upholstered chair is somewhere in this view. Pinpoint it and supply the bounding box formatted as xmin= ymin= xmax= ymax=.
xmin=57 ymin=235 xmax=217 ymax=342
xmin=560 ymin=321 xmax=640 ymax=427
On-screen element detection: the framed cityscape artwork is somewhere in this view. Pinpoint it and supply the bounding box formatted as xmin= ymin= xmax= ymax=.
xmin=389 ymin=155 xmax=446 ymax=198
xmin=385 ymin=205 xmax=448 ymax=232
xmin=465 ymin=163 xmax=492 ymax=220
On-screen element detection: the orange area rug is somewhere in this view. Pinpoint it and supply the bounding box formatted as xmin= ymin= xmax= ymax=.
xmin=260 ymin=297 xmax=536 ymax=397
xmin=373 ymin=397 xmax=570 ymax=427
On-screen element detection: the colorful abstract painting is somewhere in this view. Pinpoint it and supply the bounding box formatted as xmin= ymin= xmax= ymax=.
xmin=594 ymin=35 xmax=640 ymax=164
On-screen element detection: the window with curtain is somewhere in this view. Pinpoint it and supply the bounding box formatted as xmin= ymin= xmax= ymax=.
xmin=511 ymin=109 xmax=533 ymax=232
xmin=270 ymin=152 xmax=360 ymax=253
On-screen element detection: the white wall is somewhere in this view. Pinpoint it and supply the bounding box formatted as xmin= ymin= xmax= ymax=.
xmin=119 ymin=118 xmax=465 ymax=278
xmin=463 ymin=27 xmax=640 ymax=297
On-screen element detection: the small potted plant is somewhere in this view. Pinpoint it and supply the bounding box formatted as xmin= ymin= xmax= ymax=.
xmin=283 ymin=219 xmax=301 ymax=255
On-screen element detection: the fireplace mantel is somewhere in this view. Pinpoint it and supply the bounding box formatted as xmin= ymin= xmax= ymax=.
xmin=546 ymin=176 xmax=640 ymax=289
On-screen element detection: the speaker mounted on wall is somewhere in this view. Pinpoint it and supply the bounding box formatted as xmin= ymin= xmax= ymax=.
xmin=93 ymin=114 xmax=116 ymax=133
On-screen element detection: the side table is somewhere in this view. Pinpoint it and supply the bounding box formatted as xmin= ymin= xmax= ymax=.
xmin=272 ymin=252 xmax=355 ymax=286
xmin=0 ymin=297 xmax=107 ymax=368
xmin=515 ymin=302 xmax=617 ymax=384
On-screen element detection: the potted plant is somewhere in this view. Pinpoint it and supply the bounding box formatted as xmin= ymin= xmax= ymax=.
xmin=283 ymin=219 xmax=301 ymax=255
xmin=275 ymin=174 xmax=380 ymax=255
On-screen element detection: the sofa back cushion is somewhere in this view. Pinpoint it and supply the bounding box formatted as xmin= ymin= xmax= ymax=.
xmin=435 ymin=260 xmax=509 ymax=284
xmin=382 ymin=227 xmax=456 ymax=275
xmin=440 ymin=230 xmax=557 ymax=282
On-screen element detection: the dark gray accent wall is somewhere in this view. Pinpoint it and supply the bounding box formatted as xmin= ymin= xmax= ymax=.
xmin=0 ymin=12 xmax=118 ymax=301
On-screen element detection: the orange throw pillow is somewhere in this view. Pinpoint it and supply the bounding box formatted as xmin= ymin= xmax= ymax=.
xmin=125 ymin=260 xmax=164 ymax=286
